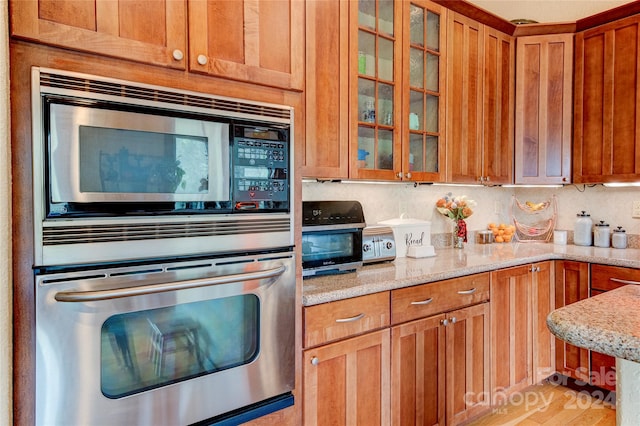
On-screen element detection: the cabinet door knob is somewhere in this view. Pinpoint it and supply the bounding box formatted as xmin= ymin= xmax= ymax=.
xmin=441 ymin=318 xmax=449 ymax=326
xmin=406 ymin=172 xmax=412 ymax=179
xmin=197 ymin=54 xmax=208 ymax=65
xmin=310 ymin=356 xmax=319 ymax=366
xmin=450 ymin=316 xmax=457 ymax=324
xmin=485 ymin=176 xmax=491 ymax=182
xmin=396 ymin=172 xmax=404 ymax=179
xmin=172 ymin=49 xmax=184 ymax=61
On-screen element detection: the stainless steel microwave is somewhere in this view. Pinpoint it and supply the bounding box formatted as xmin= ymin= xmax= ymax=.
xmin=31 ymin=67 xmax=294 ymax=266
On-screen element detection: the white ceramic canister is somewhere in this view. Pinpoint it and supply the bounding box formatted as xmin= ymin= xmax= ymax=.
xmin=593 ymin=220 xmax=610 ymax=248
xmin=612 ymin=226 xmax=628 ymax=249
xmin=574 ymin=211 xmax=593 ymax=246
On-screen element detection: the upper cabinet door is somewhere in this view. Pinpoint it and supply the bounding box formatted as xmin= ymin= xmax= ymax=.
xmin=10 ymin=0 xmax=187 ymax=69
xmin=574 ymin=14 xmax=640 ymax=183
xmin=402 ymin=0 xmax=446 ymax=182
xmin=515 ymin=34 xmax=573 ymax=185
xmin=188 ymin=0 xmax=304 ymax=91
xmin=482 ymin=27 xmax=514 ymax=185
xmin=349 ymin=0 xmax=403 ymax=180
xmin=446 ymin=12 xmax=484 ymax=184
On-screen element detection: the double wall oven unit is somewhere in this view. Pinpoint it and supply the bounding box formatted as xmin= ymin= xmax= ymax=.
xmin=31 ymin=67 xmax=295 ymax=425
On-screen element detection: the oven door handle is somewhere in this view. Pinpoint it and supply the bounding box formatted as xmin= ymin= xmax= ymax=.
xmin=53 ymin=264 xmax=287 ymax=302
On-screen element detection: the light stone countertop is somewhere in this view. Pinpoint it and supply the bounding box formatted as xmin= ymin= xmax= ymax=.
xmin=302 ymin=242 xmax=640 ymax=306
xmin=547 ymin=285 xmax=640 ymax=363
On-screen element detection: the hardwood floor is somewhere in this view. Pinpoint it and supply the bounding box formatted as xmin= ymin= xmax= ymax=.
xmin=467 ymin=381 xmax=616 ymax=425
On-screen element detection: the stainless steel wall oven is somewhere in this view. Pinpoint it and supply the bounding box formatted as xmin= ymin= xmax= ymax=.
xmin=31 ymin=68 xmax=296 ymax=425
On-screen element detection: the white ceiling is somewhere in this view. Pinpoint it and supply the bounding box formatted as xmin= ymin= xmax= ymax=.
xmin=466 ymin=0 xmax=635 ymax=23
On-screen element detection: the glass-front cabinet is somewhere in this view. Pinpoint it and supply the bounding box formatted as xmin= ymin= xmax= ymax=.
xmin=350 ymin=0 xmax=445 ymax=181
xmin=403 ymin=0 xmax=446 ymax=182
xmin=351 ymin=0 xmax=402 ymax=180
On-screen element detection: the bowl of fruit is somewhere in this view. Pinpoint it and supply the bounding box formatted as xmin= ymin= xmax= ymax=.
xmin=487 ymin=223 xmax=516 ymax=243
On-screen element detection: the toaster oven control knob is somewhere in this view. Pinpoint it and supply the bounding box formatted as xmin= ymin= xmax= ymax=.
xmin=363 ymin=243 xmax=372 ymax=252
xmin=385 ymin=241 xmax=393 ymax=250
xmin=172 ymin=49 xmax=184 ymax=61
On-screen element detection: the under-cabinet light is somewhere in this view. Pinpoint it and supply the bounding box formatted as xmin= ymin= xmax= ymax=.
xmin=502 ymin=184 xmax=563 ymax=188
xmin=602 ymin=182 xmax=640 ymax=187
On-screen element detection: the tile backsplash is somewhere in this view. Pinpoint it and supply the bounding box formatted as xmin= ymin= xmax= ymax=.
xmin=303 ymin=181 xmax=640 ymax=248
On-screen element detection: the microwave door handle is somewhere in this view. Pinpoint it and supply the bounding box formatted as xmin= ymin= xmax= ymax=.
xmin=54 ymin=264 xmax=287 ymax=302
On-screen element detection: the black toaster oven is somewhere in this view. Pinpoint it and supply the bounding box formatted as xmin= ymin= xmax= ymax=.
xmin=301 ymin=201 xmax=365 ymax=277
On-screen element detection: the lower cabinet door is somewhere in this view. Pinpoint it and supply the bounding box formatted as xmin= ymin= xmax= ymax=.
xmin=391 ymin=313 xmax=447 ymax=426
xmin=446 ymin=302 xmax=491 ymax=425
xmin=303 ymin=329 xmax=391 ymax=425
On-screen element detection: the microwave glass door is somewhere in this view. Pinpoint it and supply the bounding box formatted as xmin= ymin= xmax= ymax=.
xmin=48 ymin=101 xmax=230 ymax=205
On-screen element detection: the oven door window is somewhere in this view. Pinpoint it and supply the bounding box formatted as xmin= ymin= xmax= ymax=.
xmin=100 ymin=294 xmax=259 ymax=399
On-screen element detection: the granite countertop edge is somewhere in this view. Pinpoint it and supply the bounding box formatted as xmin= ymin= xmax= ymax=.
xmin=547 ymin=285 xmax=640 ymax=363
xmin=302 ymin=243 xmax=640 ymax=306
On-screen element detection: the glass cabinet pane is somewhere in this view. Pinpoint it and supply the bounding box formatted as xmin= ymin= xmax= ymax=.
xmin=358 ymin=126 xmax=375 ymax=169
xmin=378 ymin=129 xmax=394 ymax=169
xmin=359 ymin=0 xmax=376 ymax=29
xmin=426 ymin=94 xmax=438 ymax=132
xmin=410 ymin=48 xmax=424 ymax=88
xmin=378 ymin=83 xmax=394 ymax=126
xmin=359 ymin=30 xmax=376 ymax=77
xmin=409 ymin=134 xmax=424 ymax=172
xmin=410 ymin=5 xmax=424 ymax=46
xmin=379 ymin=37 xmax=394 ymax=81
xmin=409 ymin=90 xmax=423 ymax=131
xmin=358 ymin=78 xmax=376 ymax=123
xmin=379 ymin=0 xmax=394 ymax=35
xmin=426 ymin=11 xmax=440 ymax=51
xmin=426 ymin=52 xmax=439 ymax=91
xmin=425 ymin=135 xmax=438 ymax=172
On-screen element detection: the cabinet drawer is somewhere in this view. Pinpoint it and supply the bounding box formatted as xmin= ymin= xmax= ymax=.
xmin=591 ymin=264 xmax=640 ymax=292
xmin=391 ymin=273 xmax=490 ymax=325
xmin=304 ymin=292 xmax=390 ymax=348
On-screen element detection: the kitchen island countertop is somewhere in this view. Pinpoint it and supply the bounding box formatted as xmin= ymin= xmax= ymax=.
xmin=302 ymin=242 xmax=640 ymax=306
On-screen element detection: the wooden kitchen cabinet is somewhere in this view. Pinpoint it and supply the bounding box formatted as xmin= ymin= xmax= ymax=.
xmin=10 ymin=0 xmax=187 ymax=69
xmin=303 ymin=329 xmax=391 ymax=426
xmin=515 ymin=34 xmax=573 ymax=184
xmin=490 ymin=262 xmax=555 ymax=401
xmin=400 ymin=0 xmax=447 ymax=182
xmin=303 ymin=292 xmax=391 ymax=425
xmin=303 ymin=0 xmax=350 ymax=178
xmin=349 ymin=0 xmax=403 ymax=180
xmin=391 ymin=273 xmax=491 ymax=425
xmin=554 ymin=260 xmax=590 ymax=381
xmin=588 ymin=264 xmax=640 ymax=391
xmin=574 ymin=14 xmax=640 ymax=183
xmin=446 ymin=13 xmax=514 ymax=185
xmin=10 ymin=0 xmax=303 ymax=90
xmin=188 ymin=0 xmax=303 ymax=90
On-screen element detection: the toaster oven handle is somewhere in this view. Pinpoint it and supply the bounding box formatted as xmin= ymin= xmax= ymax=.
xmin=54 ymin=265 xmax=287 ymax=302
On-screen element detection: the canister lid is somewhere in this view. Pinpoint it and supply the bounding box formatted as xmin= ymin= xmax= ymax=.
xmin=614 ymin=226 xmax=626 ymax=233
xmin=577 ymin=211 xmax=590 ymax=217
xmin=595 ymin=220 xmax=609 ymax=227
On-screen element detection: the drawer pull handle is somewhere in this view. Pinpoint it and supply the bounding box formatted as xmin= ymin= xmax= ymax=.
xmin=611 ymin=278 xmax=640 ymax=286
xmin=411 ymin=297 xmax=433 ymax=306
xmin=457 ymin=288 xmax=477 ymax=295
xmin=335 ymin=313 xmax=365 ymax=323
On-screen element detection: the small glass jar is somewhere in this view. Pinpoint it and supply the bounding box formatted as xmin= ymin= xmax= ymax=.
xmin=612 ymin=226 xmax=628 ymax=249
xmin=594 ymin=220 xmax=610 ymax=248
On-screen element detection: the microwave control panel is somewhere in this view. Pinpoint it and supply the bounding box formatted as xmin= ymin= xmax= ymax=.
xmin=232 ymin=129 xmax=289 ymax=208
